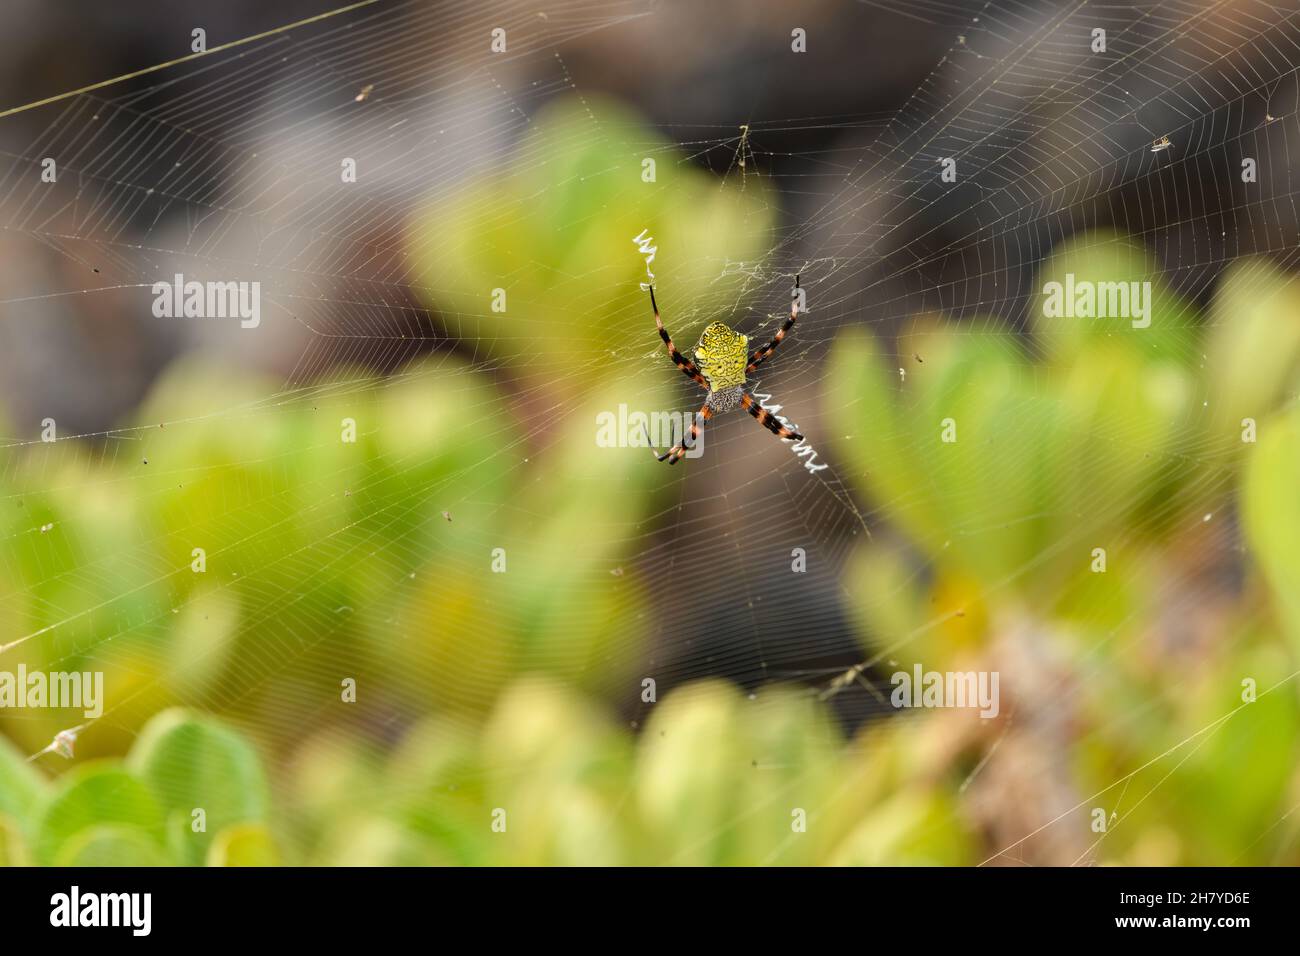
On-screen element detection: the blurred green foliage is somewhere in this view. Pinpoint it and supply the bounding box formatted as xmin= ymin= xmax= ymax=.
xmin=2 ymin=98 xmax=1299 ymax=865
xmin=409 ymin=97 xmax=775 ymax=381
xmin=0 ymin=709 xmax=272 ymax=866
xmin=826 ymin=237 xmax=1300 ymax=864
xmin=1244 ymin=401 xmax=1300 ymax=645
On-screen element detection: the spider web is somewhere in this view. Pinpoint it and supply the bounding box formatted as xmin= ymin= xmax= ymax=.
xmin=1 ymin=0 xmax=1298 ymax=865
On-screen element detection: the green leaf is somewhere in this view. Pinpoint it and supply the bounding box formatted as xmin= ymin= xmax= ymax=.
xmin=205 ymin=823 xmax=280 ymax=866
xmin=127 ymin=709 xmax=270 ymax=866
xmin=32 ymin=763 xmax=164 ymax=866
xmin=1205 ymin=259 xmax=1300 ymax=433
xmin=0 ymin=734 xmax=46 ymax=827
xmin=1243 ymin=406 xmax=1300 ymax=644
xmin=0 ymin=813 xmax=31 ymax=865
xmin=53 ymin=824 xmax=171 ymax=866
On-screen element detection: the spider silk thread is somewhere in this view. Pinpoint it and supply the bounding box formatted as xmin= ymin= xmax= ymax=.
xmin=632 ymin=228 xmax=657 ymax=291
xmin=748 ymin=387 xmax=827 ymax=474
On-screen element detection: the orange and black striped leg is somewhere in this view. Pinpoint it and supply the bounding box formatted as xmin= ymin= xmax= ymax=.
xmin=747 ymin=274 xmax=799 ymax=374
xmin=643 ymin=403 xmax=713 ymax=464
xmin=741 ymin=391 xmax=802 ymax=442
xmin=651 ymin=286 xmax=710 ymax=392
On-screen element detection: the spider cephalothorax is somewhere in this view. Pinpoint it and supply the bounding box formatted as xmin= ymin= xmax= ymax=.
xmin=645 ymin=277 xmax=804 ymax=464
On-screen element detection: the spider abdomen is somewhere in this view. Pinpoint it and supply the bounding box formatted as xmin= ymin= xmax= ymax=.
xmin=706 ymin=385 xmax=745 ymax=413
xmin=694 ymin=322 xmax=749 ymax=390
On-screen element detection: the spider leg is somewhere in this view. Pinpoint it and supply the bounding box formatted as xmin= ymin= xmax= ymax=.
xmin=746 ymin=274 xmax=799 ymax=374
xmin=650 ymin=286 xmax=710 ymax=392
xmin=741 ymin=391 xmax=802 ymax=442
xmin=640 ymin=402 xmax=713 ymax=464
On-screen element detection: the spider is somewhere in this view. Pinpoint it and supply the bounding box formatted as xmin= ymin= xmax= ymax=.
xmin=643 ymin=276 xmax=803 ymax=464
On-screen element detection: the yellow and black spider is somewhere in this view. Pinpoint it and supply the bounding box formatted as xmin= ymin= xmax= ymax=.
xmin=644 ymin=276 xmax=803 ymax=464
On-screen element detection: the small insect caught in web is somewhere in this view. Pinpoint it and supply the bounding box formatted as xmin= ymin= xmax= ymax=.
xmin=1150 ymin=135 xmax=1173 ymax=153
xmin=52 ymin=728 xmax=78 ymax=758
xmin=30 ymin=726 xmax=82 ymax=761
xmin=733 ymin=124 xmax=760 ymax=183
xmin=354 ymin=84 xmax=375 ymax=103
